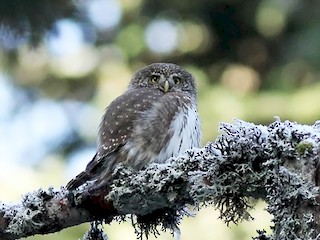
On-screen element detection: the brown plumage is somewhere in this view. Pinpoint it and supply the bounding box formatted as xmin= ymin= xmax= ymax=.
xmin=66 ymin=63 xmax=201 ymax=191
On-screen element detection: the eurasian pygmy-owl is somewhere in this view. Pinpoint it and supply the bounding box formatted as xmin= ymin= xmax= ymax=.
xmin=67 ymin=63 xmax=201 ymax=190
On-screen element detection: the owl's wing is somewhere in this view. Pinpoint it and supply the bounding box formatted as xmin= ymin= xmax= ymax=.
xmin=66 ymin=88 xmax=164 ymax=190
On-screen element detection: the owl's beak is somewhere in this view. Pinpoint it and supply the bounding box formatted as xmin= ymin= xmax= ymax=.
xmin=163 ymin=80 xmax=170 ymax=93
xmin=159 ymin=75 xmax=173 ymax=93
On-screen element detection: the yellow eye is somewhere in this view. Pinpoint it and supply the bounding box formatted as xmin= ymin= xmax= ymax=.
xmin=173 ymin=76 xmax=181 ymax=85
xmin=150 ymin=75 xmax=160 ymax=83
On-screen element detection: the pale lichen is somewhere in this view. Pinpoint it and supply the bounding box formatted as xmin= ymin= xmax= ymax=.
xmin=108 ymin=118 xmax=320 ymax=240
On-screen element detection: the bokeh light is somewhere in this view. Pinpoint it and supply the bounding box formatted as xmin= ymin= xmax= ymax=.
xmin=220 ymin=64 xmax=260 ymax=94
xmin=47 ymin=19 xmax=85 ymax=57
xmin=145 ymin=19 xmax=178 ymax=54
xmin=50 ymin=45 xmax=99 ymax=78
xmin=87 ymin=0 xmax=122 ymax=31
xmin=15 ymin=46 xmax=49 ymax=85
xmin=0 ymin=99 xmax=72 ymax=166
xmin=178 ymin=22 xmax=213 ymax=53
xmin=256 ymin=4 xmax=286 ymax=38
xmin=0 ymin=74 xmax=16 ymax=117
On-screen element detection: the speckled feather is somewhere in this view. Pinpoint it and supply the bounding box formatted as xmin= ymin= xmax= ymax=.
xmin=66 ymin=63 xmax=201 ymax=190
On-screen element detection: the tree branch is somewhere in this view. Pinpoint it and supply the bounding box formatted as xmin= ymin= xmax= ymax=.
xmin=0 ymin=187 xmax=115 ymax=240
xmin=1 ymin=118 xmax=320 ymax=240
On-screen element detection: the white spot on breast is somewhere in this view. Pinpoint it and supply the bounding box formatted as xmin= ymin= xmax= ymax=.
xmin=157 ymin=104 xmax=201 ymax=162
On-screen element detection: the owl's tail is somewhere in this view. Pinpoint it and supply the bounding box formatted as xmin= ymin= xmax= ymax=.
xmin=66 ymin=171 xmax=91 ymax=190
xmin=66 ymin=153 xmax=99 ymax=190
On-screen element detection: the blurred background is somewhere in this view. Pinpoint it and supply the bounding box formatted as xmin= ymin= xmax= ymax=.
xmin=0 ymin=0 xmax=319 ymax=239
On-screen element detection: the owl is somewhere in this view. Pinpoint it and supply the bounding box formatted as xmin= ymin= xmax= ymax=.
xmin=67 ymin=63 xmax=201 ymax=191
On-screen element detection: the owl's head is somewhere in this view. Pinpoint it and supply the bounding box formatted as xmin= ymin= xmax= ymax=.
xmin=129 ymin=63 xmax=197 ymax=96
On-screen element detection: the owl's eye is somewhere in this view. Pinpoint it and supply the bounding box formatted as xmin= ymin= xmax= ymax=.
xmin=150 ymin=75 xmax=160 ymax=83
xmin=173 ymin=76 xmax=181 ymax=85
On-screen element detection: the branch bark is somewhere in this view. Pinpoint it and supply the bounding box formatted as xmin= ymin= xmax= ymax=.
xmin=1 ymin=118 xmax=320 ymax=240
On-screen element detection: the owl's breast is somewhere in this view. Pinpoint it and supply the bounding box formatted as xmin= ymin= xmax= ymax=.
xmin=156 ymin=102 xmax=201 ymax=162
xmin=122 ymin=92 xmax=201 ymax=169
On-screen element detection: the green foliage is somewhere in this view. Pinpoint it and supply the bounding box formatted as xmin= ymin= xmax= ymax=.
xmin=0 ymin=0 xmax=76 ymax=44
